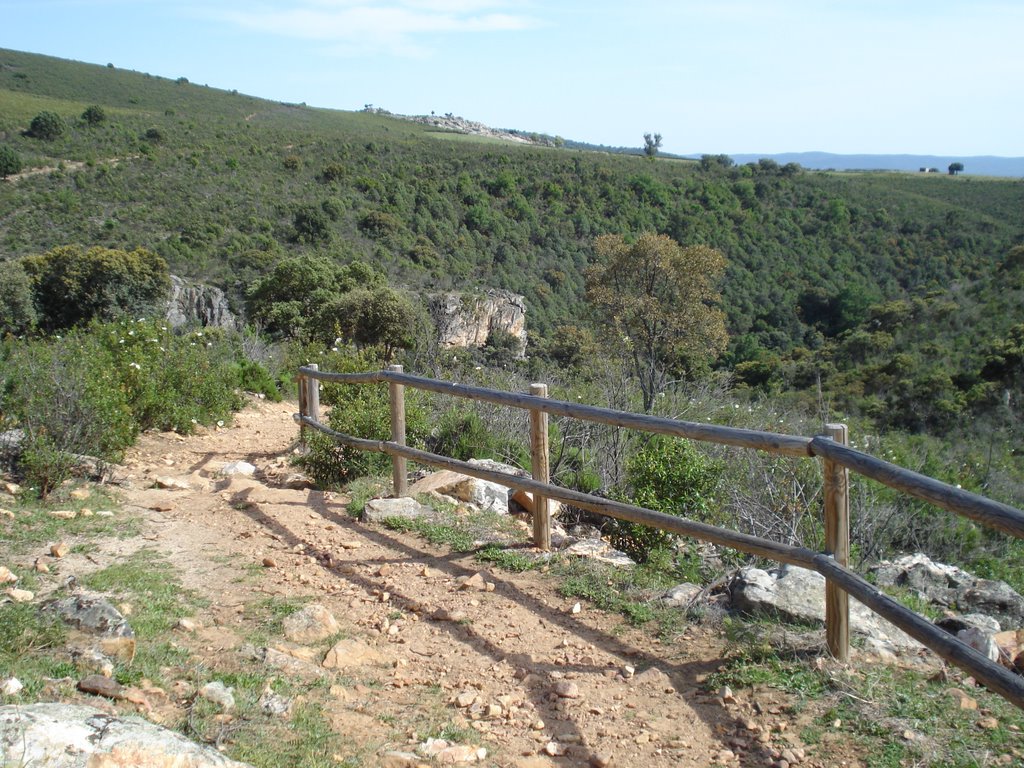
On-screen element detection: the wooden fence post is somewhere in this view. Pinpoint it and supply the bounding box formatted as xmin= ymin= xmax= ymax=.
xmin=305 ymin=363 xmax=320 ymax=427
xmin=297 ymin=369 xmax=308 ymax=449
xmin=824 ymin=422 xmax=850 ymax=662
xmin=529 ymin=383 xmax=551 ymax=550
xmin=388 ymin=364 xmax=408 ymax=497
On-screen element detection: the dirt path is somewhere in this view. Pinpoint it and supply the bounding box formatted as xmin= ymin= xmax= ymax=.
xmin=112 ymin=396 xmax=823 ymax=768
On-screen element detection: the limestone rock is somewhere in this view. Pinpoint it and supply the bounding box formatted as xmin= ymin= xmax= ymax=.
xmin=154 ymin=476 xmax=191 ymax=491
xmin=45 ymin=595 xmax=136 ymax=661
xmin=0 ymin=567 xmax=16 ymax=585
xmin=198 ymin=681 xmax=235 ymax=711
xmin=219 ymin=461 xmax=256 ymax=478
xmin=4 ymin=588 xmax=32 ymax=603
xmin=282 ymin=604 xmax=340 ymax=643
xmin=661 ymin=583 xmax=702 ymax=607
xmin=250 ymin=646 xmax=328 ymax=679
xmin=77 ymin=675 xmax=123 ymax=700
xmin=429 ymin=289 xmax=527 ymax=358
xmin=409 ymin=462 xmax=520 ymax=514
xmin=0 ymin=702 xmax=252 ymax=767
xmin=563 ymin=539 xmax=635 ymax=568
xmin=362 ymin=497 xmax=430 ymax=524
xmin=0 ymin=679 xmax=22 ymax=696
xmin=322 ymin=638 xmax=386 ymax=669
xmin=166 ymin=275 xmax=237 ymax=330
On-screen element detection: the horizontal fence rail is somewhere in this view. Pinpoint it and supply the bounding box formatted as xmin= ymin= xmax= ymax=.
xmin=296 ymin=366 xmax=1024 ymax=711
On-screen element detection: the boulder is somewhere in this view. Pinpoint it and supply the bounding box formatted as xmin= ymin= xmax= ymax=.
xmin=362 ymin=497 xmax=430 ymax=524
xmin=0 ymin=703 xmax=253 ymax=767
xmin=870 ymin=553 xmax=1024 ymax=630
xmin=660 ymin=583 xmax=702 ymax=608
xmin=407 ymin=460 xmax=524 ymax=515
xmin=730 ymin=565 xmax=920 ymax=654
xmin=322 ymin=638 xmax=386 ymax=669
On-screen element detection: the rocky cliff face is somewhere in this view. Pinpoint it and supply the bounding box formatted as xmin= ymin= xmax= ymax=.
xmin=165 ymin=275 xmax=237 ymax=329
xmin=428 ymin=289 xmax=527 ymax=358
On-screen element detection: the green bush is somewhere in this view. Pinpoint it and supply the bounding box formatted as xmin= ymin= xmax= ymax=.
xmin=607 ymin=436 xmax=722 ymax=563
xmin=0 ymin=145 xmax=22 ymax=178
xmin=298 ymin=346 xmax=428 ymax=487
xmin=81 ymin=105 xmax=107 ymax=125
xmin=0 ymin=261 xmax=37 ymax=336
xmin=28 ymin=111 xmax=65 ymax=140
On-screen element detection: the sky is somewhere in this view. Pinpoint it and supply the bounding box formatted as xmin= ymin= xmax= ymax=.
xmin=3 ymin=0 xmax=1022 ymax=156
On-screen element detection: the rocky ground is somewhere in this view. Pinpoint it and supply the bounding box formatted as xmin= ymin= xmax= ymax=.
xmin=3 ymin=396 xmax=1020 ymax=767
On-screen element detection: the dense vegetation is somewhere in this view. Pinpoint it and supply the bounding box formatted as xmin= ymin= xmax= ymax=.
xmin=1 ymin=47 xmax=1022 ymax=578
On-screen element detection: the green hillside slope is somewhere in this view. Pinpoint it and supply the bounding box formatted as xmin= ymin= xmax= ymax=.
xmin=1 ymin=48 xmax=1022 ymax=433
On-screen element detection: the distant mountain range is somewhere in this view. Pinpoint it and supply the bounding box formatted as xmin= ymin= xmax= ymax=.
xmin=703 ymin=152 xmax=1024 ymax=178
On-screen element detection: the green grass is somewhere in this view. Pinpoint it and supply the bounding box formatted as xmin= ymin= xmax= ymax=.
xmin=80 ymin=548 xmax=206 ymax=638
xmin=381 ymin=515 xmax=475 ymax=552
xmin=0 ymin=490 xmax=140 ymax=552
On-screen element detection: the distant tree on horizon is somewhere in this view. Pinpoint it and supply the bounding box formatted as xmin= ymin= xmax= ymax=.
xmin=949 ymin=161 xmax=965 ymax=176
xmin=643 ymin=132 xmax=662 ymax=159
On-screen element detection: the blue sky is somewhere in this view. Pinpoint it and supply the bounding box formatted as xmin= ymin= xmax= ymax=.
xmin=3 ymin=0 xmax=1021 ymax=156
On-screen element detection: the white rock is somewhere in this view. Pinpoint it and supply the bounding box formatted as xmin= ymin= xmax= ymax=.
xmin=0 ymin=567 xmax=17 ymax=584
xmin=282 ymin=604 xmax=340 ymax=643
xmin=0 ymin=678 xmax=23 ymax=696
xmin=154 ymin=476 xmax=191 ymax=491
xmin=219 ymin=461 xmax=256 ymax=477
xmin=0 ymin=703 xmax=252 ymax=766
xmin=198 ymin=681 xmax=235 ymax=711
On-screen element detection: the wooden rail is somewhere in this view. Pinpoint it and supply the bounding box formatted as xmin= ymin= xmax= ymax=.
xmin=296 ymin=366 xmax=1024 ymax=711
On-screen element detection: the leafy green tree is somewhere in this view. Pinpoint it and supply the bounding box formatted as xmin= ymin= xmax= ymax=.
xmin=22 ymin=245 xmax=171 ymax=331
xmin=81 ymin=105 xmax=107 ymax=125
xmin=0 ymin=260 xmax=37 ymax=335
xmin=948 ymin=162 xmax=964 ymax=176
xmin=586 ymin=233 xmax=728 ymax=411
xmin=28 ymin=111 xmax=66 ymax=140
xmin=0 ymin=145 xmax=22 ymax=178
xmin=643 ymin=132 xmax=662 ymax=159
xmin=292 ymin=204 xmax=332 ymax=244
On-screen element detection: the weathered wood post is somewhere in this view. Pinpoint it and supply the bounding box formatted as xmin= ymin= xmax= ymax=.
xmin=388 ymin=364 xmax=408 ymax=497
xmin=529 ymin=383 xmax=551 ymax=550
xmin=306 ymin=363 xmax=320 ymax=426
xmin=824 ymin=422 xmax=851 ymax=662
xmin=297 ymin=367 xmax=308 ymax=448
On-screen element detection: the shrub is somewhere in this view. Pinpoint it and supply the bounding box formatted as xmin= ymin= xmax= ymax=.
xmin=298 ymin=346 xmax=428 ymax=487
xmin=0 ymin=261 xmax=37 ymax=336
xmin=28 ymin=111 xmax=65 ymax=140
xmin=0 ymin=145 xmax=22 ymax=178
xmin=1 ymin=332 xmax=135 ymax=496
xmin=143 ymin=127 xmax=165 ymax=143
xmin=81 ymin=105 xmax=107 ymax=125
xmin=607 ymin=437 xmax=722 ymax=563
xmin=22 ymin=245 xmax=171 ymax=331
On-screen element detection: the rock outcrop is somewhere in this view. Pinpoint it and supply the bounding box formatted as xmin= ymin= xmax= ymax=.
xmin=429 ymin=289 xmax=527 ymax=358
xmin=0 ymin=703 xmax=253 ymax=767
xmin=166 ymin=275 xmax=237 ymax=329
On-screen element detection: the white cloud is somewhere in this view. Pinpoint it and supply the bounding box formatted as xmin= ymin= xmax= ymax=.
xmin=213 ymin=0 xmax=536 ymax=57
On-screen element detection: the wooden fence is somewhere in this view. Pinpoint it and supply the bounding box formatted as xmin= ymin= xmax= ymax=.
xmin=295 ymin=364 xmax=1024 ymax=711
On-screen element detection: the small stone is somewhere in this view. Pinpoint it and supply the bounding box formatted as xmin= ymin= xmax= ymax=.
xmin=339 ymin=540 xmax=362 ymax=550
xmin=199 ymin=681 xmax=236 ymax=711
xmin=283 ymin=604 xmax=340 ymax=643
xmin=977 ymin=717 xmax=1000 ymax=730
xmin=49 ymin=509 xmax=77 ymax=520
xmin=531 ymin=719 xmax=545 ymax=731
xmin=458 ymin=573 xmax=488 ymax=592
xmin=456 ymin=691 xmax=478 ymax=708
xmin=95 ymin=510 xmax=115 ymax=517
xmin=544 ymin=742 xmax=567 ymax=757
xmin=78 ymin=674 xmax=124 ymax=699
xmin=622 ymin=665 xmax=635 ymax=679
xmin=719 ymin=685 xmax=736 ymax=704
xmin=33 ymin=559 xmax=49 ymax=573
xmin=2 ymin=482 xmax=20 ymax=495
xmin=590 ymin=754 xmax=613 ymax=768
xmin=0 ymin=509 xmax=12 ymax=519
xmin=0 ymin=567 xmax=17 ymax=584
xmin=380 ymin=752 xmax=425 ymax=768
xmin=553 ymin=681 xmax=581 ymax=699
xmin=71 ymin=648 xmax=115 ymax=677
xmin=70 ymin=488 xmax=91 ymax=500
xmin=50 ymin=541 xmax=69 ymax=558
xmin=262 ymin=557 xmax=277 ymax=568
xmin=322 ymin=637 xmax=385 ymax=669
xmin=5 ymin=587 xmax=33 ymax=602
xmin=715 ymin=749 xmax=735 ymax=764
xmin=946 ymin=688 xmax=978 ymax=710
xmin=258 ymin=686 xmax=292 ymax=716
xmin=79 ymin=508 xmax=93 ymax=517
xmin=485 ymin=703 xmax=502 ymax=718
xmin=432 ymin=608 xmax=468 ymax=623
xmin=176 ymin=617 xmax=199 ymax=632
xmin=571 ymin=602 xmax=582 ymax=615
xmin=219 ymin=461 xmax=256 ymax=477
xmin=1 ymin=677 xmax=23 ymax=696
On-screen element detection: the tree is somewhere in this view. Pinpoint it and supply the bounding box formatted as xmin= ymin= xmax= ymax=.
xmin=81 ymin=105 xmax=107 ymax=125
xmin=22 ymin=245 xmax=170 ymax=331
xmin=28 ymin=111 xmax=66 ymax=140
xmin=586 ymin=233 xmax=728 ymax=411
xmin=0 ymin=260 xmax=37 ymax=335
xmin=948 ymin=162 xmax=964 ymax=176
xmin=643 ymin=132 xmax=662 ymax=159
xmin=0 ymin=145 xmax=22 ymax=178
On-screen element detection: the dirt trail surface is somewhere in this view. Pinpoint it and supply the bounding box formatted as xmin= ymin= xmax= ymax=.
xmin=109 ymin=397 xmax=820 ymax=767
